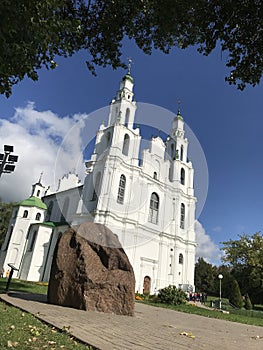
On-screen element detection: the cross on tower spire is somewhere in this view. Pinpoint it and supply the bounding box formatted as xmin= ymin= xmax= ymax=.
xmin=177 ymin=98 xmax=181 ymax=115
xmin=127 ymin=57 xmax=133 ymax=74
xmin=38 ymin=171 xmax=43 ymax=184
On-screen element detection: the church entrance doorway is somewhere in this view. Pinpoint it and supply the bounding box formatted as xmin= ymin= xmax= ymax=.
xmin=143 ymin=275 xmax=151 ymax=295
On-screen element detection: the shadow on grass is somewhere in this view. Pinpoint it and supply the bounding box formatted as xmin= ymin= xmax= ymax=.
xmin=6 ymin=291 xmax=48 ymax=303
xmin=0 ymin=278 xmax=48 ymax=295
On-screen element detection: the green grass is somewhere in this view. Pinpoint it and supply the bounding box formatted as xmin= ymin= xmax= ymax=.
xmin=141 ymin=300 xmax=263 ymax=327
xmin=0 ymin=278 xmax=48 ymax=294
xmin=0 ymin=301 xmax=94 ymax=350
xmin=0 ymin=279 xmax=95 ymax=349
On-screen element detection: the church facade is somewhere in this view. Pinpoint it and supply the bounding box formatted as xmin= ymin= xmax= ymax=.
xmin=0 ymin=70 xmax=197 ymax=294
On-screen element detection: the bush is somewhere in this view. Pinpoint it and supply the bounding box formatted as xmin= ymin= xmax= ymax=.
xmin=244 ymin=294 xmax=252 ymax=310
xmin=229 ymin=279 xmax=243 ymax=308
xmin=157 ymin=285 xmax=186 ymax=305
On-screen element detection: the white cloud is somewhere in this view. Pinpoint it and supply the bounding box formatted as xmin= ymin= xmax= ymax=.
xmin=195 ymin=220 xmax=221 ymax=265
xmin=0 ymin=102 xmax=87 ymax=202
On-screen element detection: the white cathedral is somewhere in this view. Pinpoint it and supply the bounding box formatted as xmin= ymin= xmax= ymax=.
xmin=0 ymin=69 xmax=197 ymax=294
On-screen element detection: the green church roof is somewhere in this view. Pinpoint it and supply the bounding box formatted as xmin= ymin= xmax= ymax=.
xmin=175 ymin=112 xmax=184 ymax=121
xmin=123 ymin=73 xmax=134 ymax=83
xmin=19 ymin=196 xmax=47 ymax=210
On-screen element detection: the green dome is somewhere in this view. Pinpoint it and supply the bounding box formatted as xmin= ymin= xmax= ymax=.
xmin=122 ymin=73 xmax=134 ymax=83
xmin=19 ymin=196 xmax=47 ymax=210
xmin=175 ymin=111 xmax=184 ymax=121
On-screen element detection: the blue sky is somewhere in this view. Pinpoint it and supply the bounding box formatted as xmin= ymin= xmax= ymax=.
xmin=1 ymin=39 xmax=263 ymax=265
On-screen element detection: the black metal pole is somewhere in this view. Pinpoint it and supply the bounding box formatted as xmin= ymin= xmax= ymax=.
xmin=5 ymin=268 xmax=14 ymax=292
xmin=0 ymin=152 xmax=9 ymax=178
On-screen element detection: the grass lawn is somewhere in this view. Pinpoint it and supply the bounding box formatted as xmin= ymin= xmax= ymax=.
xmin=0 ymin=301 xmax=94 ymax=349
xmin=0 ymin=278 xmax=48 ymax=295
xmin=142 ymin=300 xmax=263 ymax=327
xmin=0 ymin=279 xmax=94 ymax=349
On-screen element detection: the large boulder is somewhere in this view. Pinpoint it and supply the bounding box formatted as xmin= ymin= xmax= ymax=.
xmin=48 ymin=222 xmax=135 ymax=316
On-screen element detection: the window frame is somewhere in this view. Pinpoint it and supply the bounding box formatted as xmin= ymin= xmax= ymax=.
xmin=148 ymin=192 xmax=159 ymax=224
xmin=117 ymin=174 xmax=126 ymax=204
xmin=179 ymin=253 xmax=184 ymax=264
xmin=122 ymin=134 xmax=130 ymax=156
xmin=180 ymin=168 xmax=185 ymax=185
xmin=180 ymin=203 xmax=185 ymax=229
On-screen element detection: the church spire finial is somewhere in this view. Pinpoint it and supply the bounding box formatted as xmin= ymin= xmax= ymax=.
xmin=177 ymin=98 xmax=181 ymax=115
xmin=127 ymin=57 xmax=133 ymax=75
xmin=38 ymin=171 xmax=43 ymax=184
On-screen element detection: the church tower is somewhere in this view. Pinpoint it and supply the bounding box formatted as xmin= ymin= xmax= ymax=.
xmin=76 ymin=67 xmax=141 ymax=218
xmin=0 ymin=177 xmax=47 ymax=277
xmin=108 ymin=64 xmax=137 ymax=128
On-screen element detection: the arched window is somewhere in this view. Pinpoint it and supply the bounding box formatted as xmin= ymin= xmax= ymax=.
xmin=148 ymin=192 xmax=159 ymax=224
xmin=92 ymin=172 xmax=101 ymax=201
xmin=180 ymin=145 xmax=184 ymax=161
xmin=37 ymin=190 xmax=40 ymax=197
xmin=153 ymin=172 xmax=157 ymax=180
xmin=29 ymin=230 xmax=37 ymax=251
xmin=125 ymin=108 xmax=130 ymax=125
xmin=180 ymin=203 xmax=185 ymax=229
xmin=180 ymin=168 xmax=185 ymax=185
xmin=46 ymin=201 xmax=53 ymax=221
xmin=60 ymin=197 xmax=69 ymax=222
xmin=106 ymin=132 xmax=111 ymax=148
xmin=35 ymin=212 xmax=41 ymax=221
xmin=122 ymin=134 xmax=130 ymax=156
xmin=179 ymin=253 xmax=184 ymax=264
xmin=117 ymin=175 xmax=126 ymax=204
xmin=171 ymin=143 xmax=175 ymax=160
xmin=23 ymin=210 xmax=28 ymax=218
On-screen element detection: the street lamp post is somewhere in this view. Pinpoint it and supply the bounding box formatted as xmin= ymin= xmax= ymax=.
xmin=0 ymin=145 xmax=18 ymax=178
xmin=218 ymin=274 xmax=223 ymax=310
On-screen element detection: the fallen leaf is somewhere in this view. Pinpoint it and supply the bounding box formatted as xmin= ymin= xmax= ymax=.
xmin=180 ymin=331 xmax=195 ymax=339
xmin=180 ymin=331 xmax=188 ymax=336
xmin=7 ymin=341 xmax=19 ymax=348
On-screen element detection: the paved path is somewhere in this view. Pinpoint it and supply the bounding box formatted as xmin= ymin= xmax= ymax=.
xmin=0 ymin=291 xmax=263 ymax=350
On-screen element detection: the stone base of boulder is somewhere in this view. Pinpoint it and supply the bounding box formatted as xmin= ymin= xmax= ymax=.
xmin=47 ymin=222 xmax=135 ymax=316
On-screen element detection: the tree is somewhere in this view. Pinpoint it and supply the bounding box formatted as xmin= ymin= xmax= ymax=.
xmin=194 ymin=257 xmax=215 ymax=293
xmin=0 ymin=199 xmax=14 ymax=247
xmin=221 ymin=232 xmax=263 ymax=305
xmin=244 ymin=294 xmax=252 ymax=310
xmin=213 ymin=265 xmax=233 ymax=300
xmin=1 ymin=0 xmax=263 ymax=97
xmin=228 ymin=278 xmax=243 ymax=308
